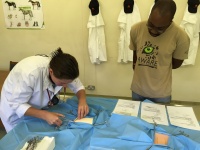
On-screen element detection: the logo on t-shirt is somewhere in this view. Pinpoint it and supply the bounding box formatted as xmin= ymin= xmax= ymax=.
xmin=138 ymin=41 xmax=158 ymax=69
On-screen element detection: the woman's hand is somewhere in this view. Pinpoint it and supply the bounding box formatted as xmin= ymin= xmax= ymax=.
xmin=44 ymin=112 xmax=65 ymax=126
xmin=25 ymin=107 xmax=65 ymax=127
xmin=76 ymin=89 xmax=89 ymax=119
xmin=78 ymin=102 xmax=89 ymax=119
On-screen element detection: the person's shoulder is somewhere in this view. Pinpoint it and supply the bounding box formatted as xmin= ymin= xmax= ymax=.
xmin=13 ymin=56 xmax=49 ymax=75
xmin=171 ymin=22 xmax=188 ymax=36
xmin=170 ymin=22 xmax=189 ymax=43
xmin=132 ymin=20 xmax=146 ymax=27
xmin=20 ymin=55 xmax=50 ymax=65
xmin=131 ymin=21 xmax=146 ymax=31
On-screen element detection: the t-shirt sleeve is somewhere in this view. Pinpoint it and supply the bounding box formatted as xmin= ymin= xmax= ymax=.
xmin=172 ymin=29 xmax=190 ymax=60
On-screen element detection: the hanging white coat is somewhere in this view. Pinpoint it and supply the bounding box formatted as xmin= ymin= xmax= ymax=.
xmin=87 ymin=10 xmax=107 ymax=64
xmin=180 ymin=6 xmax=200 ymax=66
xmin=118 ymin=3 xmax=141 ymax=63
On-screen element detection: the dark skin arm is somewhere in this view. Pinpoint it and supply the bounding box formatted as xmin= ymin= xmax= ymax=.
xmin=133 ymin=50 xmax=137 ymax=70
xmin=172 ymin=58 xmax=184 ymax=69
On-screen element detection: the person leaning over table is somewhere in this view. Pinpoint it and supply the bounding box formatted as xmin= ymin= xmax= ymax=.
xmin=129 ymin=0 xmax=190 ymax=103
xmin=0 ymin=47 xmax=89 ymax=132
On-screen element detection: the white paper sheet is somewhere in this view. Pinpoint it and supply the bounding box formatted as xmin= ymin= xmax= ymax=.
xmin=74 ymin=118 xmax=93 ymax=124
xmin=112 ymin=99 xmax=140 ymax=116
xmin=167 ymin=106 xmax=200 ymax=130
xmin=141 ymin=102 xmax=169 ymax=126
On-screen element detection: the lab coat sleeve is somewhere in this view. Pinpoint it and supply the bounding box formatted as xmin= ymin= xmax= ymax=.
xmin=7 ymin=72 xmax=35 ymax=118
xmin=67 ymin=78 xmax=85 ymax=94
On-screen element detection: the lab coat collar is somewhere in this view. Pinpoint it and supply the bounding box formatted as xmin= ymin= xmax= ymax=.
xmin=43 ymin=67 xmax=62 ymax=94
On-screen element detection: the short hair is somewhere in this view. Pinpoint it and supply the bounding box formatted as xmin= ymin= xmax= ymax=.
xmin=151 ymin=0 xmax=176 ymax=20
xmin=49 ymin=47 xmax=79 ymax=80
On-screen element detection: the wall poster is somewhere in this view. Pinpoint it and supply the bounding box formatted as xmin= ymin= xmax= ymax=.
xmin=2 ymin=0 xmax=44 ymax=29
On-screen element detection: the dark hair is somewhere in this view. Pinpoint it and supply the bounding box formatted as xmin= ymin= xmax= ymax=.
xmin=49 ymin=47 xmax=79 ymax=80
xmin=152 ymin=0 xmax=176 ymax=20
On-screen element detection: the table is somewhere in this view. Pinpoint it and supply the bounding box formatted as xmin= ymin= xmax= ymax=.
xmin=0 ymin=96 xmax=200 ymax=150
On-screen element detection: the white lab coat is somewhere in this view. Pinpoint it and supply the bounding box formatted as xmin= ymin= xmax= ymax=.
xmin=0 ymin=56 xmax=84 ymax=132
xmin=180 ymin=6 xmax=200 ymax=66
xmin=87 ymin=10 xmax=107 ymax=64
xmin=118 ymin=3 xmax=141 ymax=63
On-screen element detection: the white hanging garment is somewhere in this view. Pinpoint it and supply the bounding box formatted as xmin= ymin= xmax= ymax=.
xmin=87 ymin=10 xmax=107 ymax=64
xmin=199 ymin=12 xmax=200 ymax=32
xmin=117 ymin=3 xmax=141 ymax=63
xmin=180 ymin=6 xmax=200 ymax=66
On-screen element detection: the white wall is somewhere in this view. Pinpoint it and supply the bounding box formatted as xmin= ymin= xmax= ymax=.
xmin=0 ymin=0 xmax=199 ymax=102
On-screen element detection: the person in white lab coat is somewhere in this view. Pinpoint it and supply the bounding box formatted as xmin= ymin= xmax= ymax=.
xmin=0 ymin=48 xmax=89 ymax=132
xmin=129 ymin=0 xmax=190 ymax=103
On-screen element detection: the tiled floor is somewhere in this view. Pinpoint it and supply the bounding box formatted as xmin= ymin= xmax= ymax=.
xmin=0 ymin=100 xmax=200 ymax=140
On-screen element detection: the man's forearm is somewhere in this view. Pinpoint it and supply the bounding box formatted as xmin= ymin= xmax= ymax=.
xmin=172 ymin=58 xmax=184 ymax=69
xmin=133 ymin=50 xmax=137 ymax=70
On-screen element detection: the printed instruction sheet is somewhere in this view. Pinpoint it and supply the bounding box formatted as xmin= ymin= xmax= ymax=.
xmin=112 ymin=99 xmax=140 ymax=117
xmin=141 ymin=102 xmax=169 ymax=126
xmin=167 ymin=106 xmax=200 ymax=130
